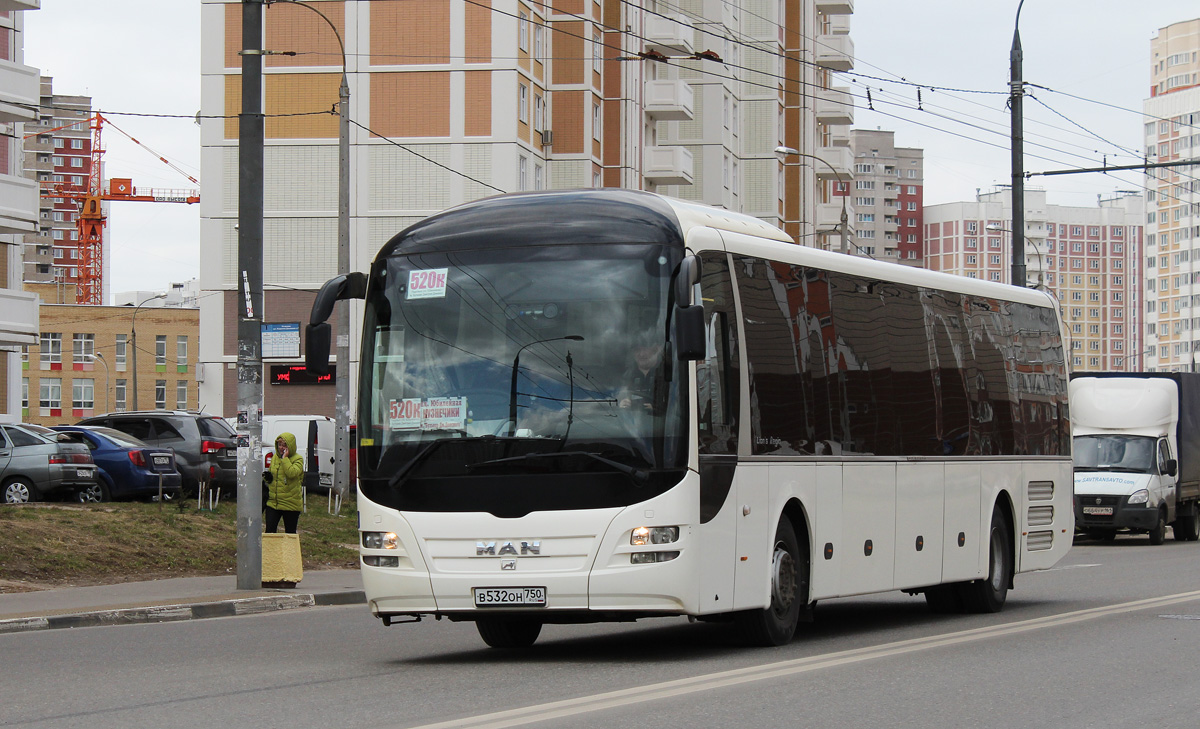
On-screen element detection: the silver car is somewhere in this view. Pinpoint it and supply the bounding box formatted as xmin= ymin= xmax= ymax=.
xmin=0 ymin=423 xmax=98 ymax=503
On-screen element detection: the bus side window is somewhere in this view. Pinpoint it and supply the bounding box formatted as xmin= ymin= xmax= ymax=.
xmin=697 ymin=252 xmax=738 ymax=455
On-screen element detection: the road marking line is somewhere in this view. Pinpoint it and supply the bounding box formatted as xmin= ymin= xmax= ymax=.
xmin=405 ymin=589 xmax=1200 ymax=729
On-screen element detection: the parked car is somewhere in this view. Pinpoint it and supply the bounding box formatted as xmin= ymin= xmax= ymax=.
xmin=51 ymin=425 xmax=183 ymax=502
xmin=75 ymin=411 xmax=237 ymax=496
xmin=0 ymin=423 xmax=98 ymax=504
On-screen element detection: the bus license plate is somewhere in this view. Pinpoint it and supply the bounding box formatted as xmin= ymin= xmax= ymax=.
xmin=473 ymin=587 xmax=546 ymax=607
xmin=1082 ymin=506 xmax=1113 ymax=516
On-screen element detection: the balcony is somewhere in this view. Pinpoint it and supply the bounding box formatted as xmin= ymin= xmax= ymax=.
xmin=826 ymin=13 xmax=852 ymax=35
xmin=644 ymin=80 xmax=694 ymax=121
xmin=816 ymin=0 xmax=854 ymax=15
xmin=815 ymin=34 xmax=854 ymax=72
xmin=0 ymin=173 xmax=38 ymax=235
xmin=644 ymin=14 xmax=694 ymax=56
xmin=0 ymin=60 xmax=39 ymax=123
xmin=826 ymin=125 xmax=851 ymax=147
xmin=0 ymin=287 xmax=38 ymax=347
xmin=643 ymin=145 xmax=693 ymax=186
xmin=815 ymin=86 xmax=853 ymax=126
xmin=817 ymin=201 xmax=846 ymax=230
xmin=815 ymin=146 xmax=853 ymax=180
xmin=0 ymin=0 xmax=40 ymax=10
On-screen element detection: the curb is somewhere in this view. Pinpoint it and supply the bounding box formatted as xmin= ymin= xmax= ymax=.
xmin=0 ymin=590 xmax=366 ymax=635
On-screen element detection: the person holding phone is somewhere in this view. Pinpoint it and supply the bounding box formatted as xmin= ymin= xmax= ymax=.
xmin=264 ymin=432 xmax=304 ymax=534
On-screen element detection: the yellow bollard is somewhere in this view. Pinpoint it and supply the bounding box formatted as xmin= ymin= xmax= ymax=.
xmin=261 ymin=533 xmax=303 ymax=588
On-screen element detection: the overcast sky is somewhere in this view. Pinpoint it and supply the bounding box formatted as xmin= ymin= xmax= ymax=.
xmin=20 ymin=1 xmax=1200 ymax=299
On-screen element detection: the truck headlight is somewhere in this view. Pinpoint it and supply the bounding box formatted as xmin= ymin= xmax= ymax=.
xmin=630 ymin=551 xmax=679 ymax=564
xmin=631 ymin=526 xmax=679 ymax=546
xmin=1127 ymin=489 xmax=1149 ymax=505
xmin=363 ymin=555 xmax=400 ymax=567
xmin=361 ymin=531 xmax=398 ymax=549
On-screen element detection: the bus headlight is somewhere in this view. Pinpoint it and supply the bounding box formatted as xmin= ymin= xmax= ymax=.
xmin=631 ymin=526 xmax=679 ymax=545
xmin=362 ymin=531 xmax=398 ymax=549
xmin=630 ymin=551 xmax=680 ymax=564
xmin=1127 ymin=489 xmax=1149 ymax=505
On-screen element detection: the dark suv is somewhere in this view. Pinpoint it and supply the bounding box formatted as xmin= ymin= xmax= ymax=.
xmin=76 ymin=411 xmax=237 ymax=495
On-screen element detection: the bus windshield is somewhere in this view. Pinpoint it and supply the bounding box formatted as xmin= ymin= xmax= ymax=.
xmin=358 ymin=243 xmax=688 ymax=515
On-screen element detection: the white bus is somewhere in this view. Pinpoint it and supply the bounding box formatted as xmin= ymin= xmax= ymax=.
xmin=306 ymin=189 xmax=1073 ymax=648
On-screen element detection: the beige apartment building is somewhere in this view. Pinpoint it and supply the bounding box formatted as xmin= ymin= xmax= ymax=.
xmin=197 ymin=0 xmax=856 ymax=416
xmin=848 ymin=128 xmax=922 ymax=264
xmin=1143 ymin=17 xmax=1200 ymax=372
xmin=22 ymin=304 xmax=199 ymax=425
xmin=924 ymin=188 xmax=1144 ymax=372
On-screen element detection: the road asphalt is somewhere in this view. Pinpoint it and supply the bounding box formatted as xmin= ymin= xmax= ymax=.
xmin=0 ymin=568 xmax=366 ymax=635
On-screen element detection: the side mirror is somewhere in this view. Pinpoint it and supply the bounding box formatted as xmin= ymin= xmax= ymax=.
xmin=674 ymin=255 xmax=701 ymax=307
xmin=305 ymin=322 xmax=332 ymax=376
xmin=1164 ymin=459 xmax=1178 ymax=478
xmin=674 ymin=304 xmax=705 ymax=361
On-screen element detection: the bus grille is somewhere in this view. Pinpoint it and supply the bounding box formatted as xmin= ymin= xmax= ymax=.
xmin=1027 ymin=481 xmax=1054 ymax=501
xmin=1026 ymin=530 xmax=1054 ymax=551
xmin=1027 ymin=505 xmax=1054 ymax=527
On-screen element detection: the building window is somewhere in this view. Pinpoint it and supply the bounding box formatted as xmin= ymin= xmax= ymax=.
xmin=73 ymin=333 xmax=95 ymax=365
xmin=40 ymin=378 xmax=62 ymax=409
xmin=115 ymin=379 xmax=127 ymax=411
xmin=154 ymin=380 xmax=166 ymax=410
xmin=534 ymin=164 xmax=543 ymax=191
xmin=534 ymin=95 xmax=544 ymax=130
xmin=72 ymin=378 xmax=95 ymax=410
xmin=518 ymin=11 xmax=529 ymax=51
xmin=593 ymin=103 xmax=601 ymax=140
xmin=115 ymin=334 xmax=127 ymax=369
xmin=155 ymin=335 xmax=167 ymax=366
xmin=518 ymin=84 xmax=528 ymax=124
xmin=518 ymin=156 xmax=528 ymax=191
xmin=176 ymin=336 xmax=187 ymax=367
xmin=176 ymin=380 xmax=188 ymax=409
xmin=534 ymin=24 xmax=544 ymax=62
xmin=40 ymin=333 xmax=62 ymax=367
xmin=21 ymin=378 xmax=28 ymax=410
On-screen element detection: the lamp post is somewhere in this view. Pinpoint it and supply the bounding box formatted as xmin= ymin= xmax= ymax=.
xmin=986 ymin=222 xmax=1046 ymax=290
xmin=130 ymin=293 xmax=166 ymax=411
xmin=774 ymin=146 xmax=849 ymax=254
xmin=509 ymin=335 xmax=584 ymax=436
xmin=88 ymin=352 xmax=110 ymax=413
xmin=1010 ymin=0 xmax=1027 ymax=287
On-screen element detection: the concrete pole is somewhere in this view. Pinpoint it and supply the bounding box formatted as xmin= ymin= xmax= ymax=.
xmin=335 ymin=71 xmax=351 ymax=502
xmin=1010 ymin=0 xmax=1027 ymax=287
xmin=236 ymin=0 xmax=265 ymax=589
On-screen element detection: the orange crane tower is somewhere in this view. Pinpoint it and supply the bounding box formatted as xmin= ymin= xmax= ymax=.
xmin=38 ymin=113 xmax=200 ymax=306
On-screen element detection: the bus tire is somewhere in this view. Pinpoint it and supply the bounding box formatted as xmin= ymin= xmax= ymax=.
xmin=736 ymin=517 xmax=807 ymax=647
xmin=1148 ymin=510 xmax=1167 ymax=546
xmin=957 ymin=508 xmax=1012 ymax=614
xmin=1173 ymin=505 xmax=1200 ymax=542
xmin=475 ymin=617 xmax=542 ymax=648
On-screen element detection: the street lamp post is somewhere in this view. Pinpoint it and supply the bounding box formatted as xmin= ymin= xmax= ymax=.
xmin=774 ymin=146 xmax=849 ymax=254
xmin=130 ymin=293 xmax=166 ymax=411
xmin=986 ymin=222 xmax=1045 ymax=290
xmin=509 ymin=336 xmax=584 ymax=436
xmin=88 ymin=352 xmax=110 ymax=413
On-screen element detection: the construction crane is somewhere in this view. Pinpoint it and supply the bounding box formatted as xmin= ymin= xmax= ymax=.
xmin=38 ymin=113 xmax=200 ymax=306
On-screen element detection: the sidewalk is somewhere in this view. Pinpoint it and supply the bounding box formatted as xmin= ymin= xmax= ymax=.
xmin=0 ymin=568 xmax=365 ymax=635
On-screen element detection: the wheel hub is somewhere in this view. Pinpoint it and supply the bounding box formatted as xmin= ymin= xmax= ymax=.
xmin=771 ymin=544 xmax=796 ymax=614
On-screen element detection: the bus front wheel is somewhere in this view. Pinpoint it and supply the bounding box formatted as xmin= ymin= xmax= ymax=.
xmin=736 ymin=517 xmax=807 ymax=646
xmin=476 ymin=617 xmax=542 ymax=648
xmin=957 ymin=509 xmax=1012 ymax=613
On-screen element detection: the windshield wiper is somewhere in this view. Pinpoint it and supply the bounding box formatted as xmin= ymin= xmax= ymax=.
xmin=467 ymin=450 xmax=648 ymax=486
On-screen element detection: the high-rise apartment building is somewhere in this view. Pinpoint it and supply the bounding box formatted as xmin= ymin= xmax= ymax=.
xmin=1143 ymin=17 xmax=1200 ymax=372
xmin=197 ymin=0 xmax=855 ymax=415
xmin=0 ymin=4 xmax=43 ymax=423
xmin=924 ymin=188 xmax=1143 ymax=372
xmin=21 ymin=77 xmax=99 ymax=305
xmin=848 ymin=128 xmax=922 ymax=264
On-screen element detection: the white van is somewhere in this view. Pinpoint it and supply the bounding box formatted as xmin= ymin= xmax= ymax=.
xmin=260 ymin=415 xmax=335 ymax=492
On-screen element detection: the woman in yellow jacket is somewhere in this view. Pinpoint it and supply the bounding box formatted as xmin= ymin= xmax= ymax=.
xmin=265 ymin=432 xmax=305 ymax=534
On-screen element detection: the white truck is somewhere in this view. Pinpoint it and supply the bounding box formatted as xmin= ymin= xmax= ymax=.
xmin=1070 ymin=373 xmax=1200 ymax=544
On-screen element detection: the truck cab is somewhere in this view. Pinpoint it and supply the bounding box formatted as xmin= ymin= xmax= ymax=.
xmin=1071 ymin=376 xmax=1183 ymax=544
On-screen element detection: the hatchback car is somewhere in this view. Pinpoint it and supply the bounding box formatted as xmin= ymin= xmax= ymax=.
xmin=0 ymin=423 xmax=98 ymax=503
xmin=51 ymin=426 xmax=182 ymax=502
xmin=76 ymin=411 xmax=237 ymax=495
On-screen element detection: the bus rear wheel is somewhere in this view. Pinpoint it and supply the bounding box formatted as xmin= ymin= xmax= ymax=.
xmin=476 ymin=617 xmax=542 ymax=648
xmin=736 ymin=517 xmax=807 ymax=646
xmin=957 ymin=509 xmax=1012 ymax=613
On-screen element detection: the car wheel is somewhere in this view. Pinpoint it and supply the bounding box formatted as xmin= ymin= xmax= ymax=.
xmin=1173 ymin=506 xmax=1200 ymax=542
xmin=735 ymin=517 xmax=807 ymax=646
xmin=3 ymin=478 xmax=38 ymax=504
xmin=475 ymin=617 xmax=542 ymax=648
xmin=76 ymin=480 xmax=111 ymax=503
xmin=1148 ymin=510 xmax=1167 ymax=546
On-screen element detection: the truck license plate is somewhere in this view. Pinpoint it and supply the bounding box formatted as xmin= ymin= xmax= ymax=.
xmin=1082 ymin=506 xmax=1113 ymax=516
xmin=473 ymin=587 xmax=546 ymax=607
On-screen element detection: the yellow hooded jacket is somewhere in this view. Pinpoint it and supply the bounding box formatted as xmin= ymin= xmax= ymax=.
xmin=267 ymin=431 xmax=305 ymax=512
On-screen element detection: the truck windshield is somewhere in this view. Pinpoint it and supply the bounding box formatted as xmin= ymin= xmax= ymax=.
xmin=357 ymin=243 xmax=688 ymax=516
xmin=1073 ymin=435 xmax=1157 ymax=473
